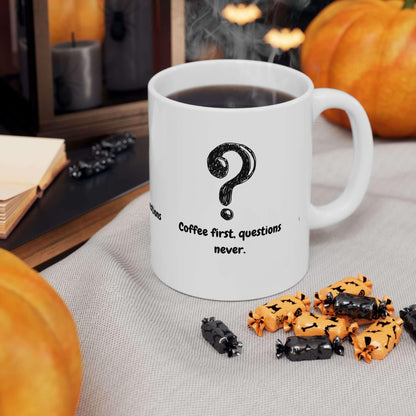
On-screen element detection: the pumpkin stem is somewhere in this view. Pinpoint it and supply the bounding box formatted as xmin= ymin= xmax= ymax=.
xmin=403 ymin=0 xmax=415 ymax=9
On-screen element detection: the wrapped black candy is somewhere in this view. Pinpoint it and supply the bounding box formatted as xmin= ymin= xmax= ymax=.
xmin=92 ymin=131 xmax=136 ymax=158
xmin=68 ymin=153 xmax=115 ymax=179
xmin=400 ymin=304 xmax=416 ymax=340
xmin=276 ymin=335 xmax=344 ymax=361
xmin=69 ymin=131 xmax=135 ymax=180
xmin=325 ymin=292 xmax=393 ymax=323
xmin=201 ymin=317 xmax=242 ymax=357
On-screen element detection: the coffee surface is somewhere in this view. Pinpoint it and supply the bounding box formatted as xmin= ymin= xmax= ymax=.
xmin=167 ymin=85 xmax=295 ymax=108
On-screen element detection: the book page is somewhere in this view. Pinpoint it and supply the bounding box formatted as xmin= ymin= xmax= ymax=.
xmin=0 ymin=187 xmax=38 ymax=238
xmin=38 ymin=153 xmax=69 ymax=190
xmin=0 ymin=135 xmax=66 ymax=199
xmin=0 ymin=135 xmax=65 ymax=184
xmin=0 ymin=187 xmax=35 ymax=214
xmin=0 ymin=183 xmax=35 ymax=201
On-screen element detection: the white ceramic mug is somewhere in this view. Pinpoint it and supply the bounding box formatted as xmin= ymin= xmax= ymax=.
xmin=148 ymin=60 xmax=373 ymax=301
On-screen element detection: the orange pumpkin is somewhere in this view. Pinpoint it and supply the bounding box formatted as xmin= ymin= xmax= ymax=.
xmin=48 ymin=0 xmax=105 ymax=45
xmin=301 ymin=0 xmax=416 ymax=138
xmin=0 ymin=249 xmax=82 ymax=415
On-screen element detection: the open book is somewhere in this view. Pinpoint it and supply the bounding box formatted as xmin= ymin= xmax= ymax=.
xmin=0 ymin=135 xmax=68 ymax=239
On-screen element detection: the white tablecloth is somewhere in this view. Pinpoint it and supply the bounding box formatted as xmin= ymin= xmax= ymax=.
xmin=43 ymin=117 xmax=416 ymax=416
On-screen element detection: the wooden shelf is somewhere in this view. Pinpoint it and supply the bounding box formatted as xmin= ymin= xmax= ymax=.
xmin=29 ymin=0 xmax=185 ymax=143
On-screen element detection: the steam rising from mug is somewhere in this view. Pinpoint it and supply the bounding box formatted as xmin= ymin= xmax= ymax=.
xmin=207 ymin=142 xmax=256 ymax=220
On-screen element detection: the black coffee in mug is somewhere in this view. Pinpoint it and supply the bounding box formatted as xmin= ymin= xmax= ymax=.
xmin=167 ymin=85 xmax=295 ymax=108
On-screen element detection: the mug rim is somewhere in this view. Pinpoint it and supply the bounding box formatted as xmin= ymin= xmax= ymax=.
xmin=148 ymin=59 xmax=314 ymax=113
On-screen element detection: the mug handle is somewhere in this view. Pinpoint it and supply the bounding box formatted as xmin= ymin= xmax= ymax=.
xmin=309 ymin=88 xmax=373 ymax=230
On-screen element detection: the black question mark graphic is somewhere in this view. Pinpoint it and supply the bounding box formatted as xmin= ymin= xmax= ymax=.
xmin=207 ymin=142 xmax=256 ymax=220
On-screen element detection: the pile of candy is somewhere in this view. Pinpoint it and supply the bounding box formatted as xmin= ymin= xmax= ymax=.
xmin=201 ymin=274 xmax=415 ymax=363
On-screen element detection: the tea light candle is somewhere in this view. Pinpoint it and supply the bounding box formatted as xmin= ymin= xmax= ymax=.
xmin=104 ymin=0 xmax=152 ymax=91
xmin=52 ymin=39 xmax=102 ymax=112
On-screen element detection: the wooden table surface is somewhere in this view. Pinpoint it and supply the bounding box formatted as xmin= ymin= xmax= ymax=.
xmin=13 ymin=183 xmax=149 ymax=268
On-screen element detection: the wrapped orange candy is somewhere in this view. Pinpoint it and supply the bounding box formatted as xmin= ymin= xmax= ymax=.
xmin=351 ymin=317 xmax=403 ymax=363
xmin=314 ymin=274 xmax=372 ymax=315
xmin=248 ymin=292 xmax=310 ymax=336
xmin=285 ymin=312 xmax=359 ymax=342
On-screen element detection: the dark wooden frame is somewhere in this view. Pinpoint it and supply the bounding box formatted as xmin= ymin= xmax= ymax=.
xmin=31 ymin=0 xmax=185 ymax=144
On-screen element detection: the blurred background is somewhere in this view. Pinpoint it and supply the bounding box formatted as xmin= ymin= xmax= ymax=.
xmin=0 ymin=0 xmax=334 ymax=147
xmin=186 ymin=0 xmax=332 ymax=65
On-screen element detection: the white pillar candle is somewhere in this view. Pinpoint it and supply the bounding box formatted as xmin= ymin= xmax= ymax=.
xmin=52 ymin=40 xmax=102 ymax=112
xmin=104 ymin=0 xmax=153 ymax=91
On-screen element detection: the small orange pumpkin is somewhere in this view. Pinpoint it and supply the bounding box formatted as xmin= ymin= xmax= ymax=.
xmin=301 ymin=0 xmax=416 ymax=138
xmin=0 ymin=249 xmax=82 ymax=415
